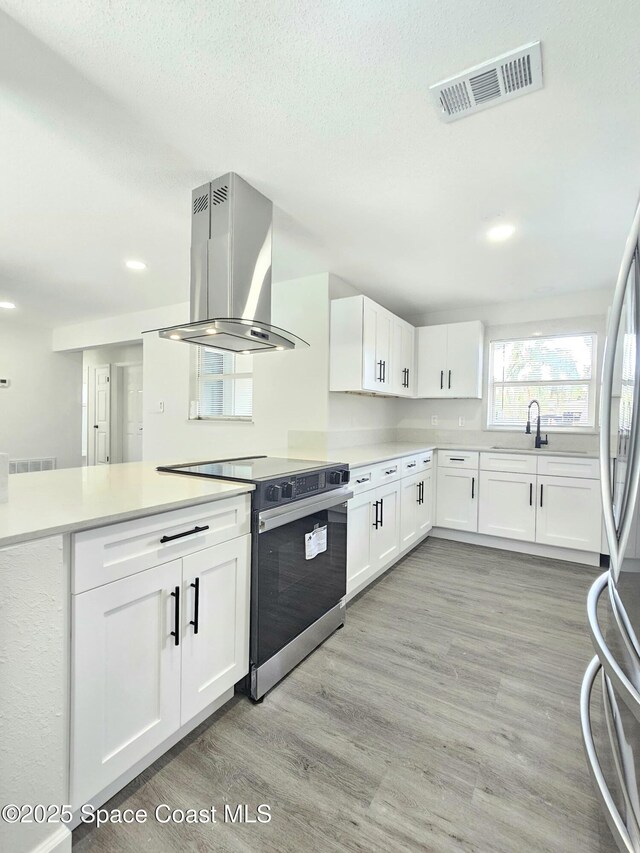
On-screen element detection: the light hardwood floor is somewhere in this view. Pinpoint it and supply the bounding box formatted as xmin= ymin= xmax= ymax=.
xmin=73 ymin=538 xmax=617 ymax=852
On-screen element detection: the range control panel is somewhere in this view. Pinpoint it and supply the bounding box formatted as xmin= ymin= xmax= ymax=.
xmin=256 ymin=465 xmax=350 ymax=509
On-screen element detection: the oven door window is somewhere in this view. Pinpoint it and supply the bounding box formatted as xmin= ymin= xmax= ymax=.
xmin=256 ymin=504 xmax=347 ymax=666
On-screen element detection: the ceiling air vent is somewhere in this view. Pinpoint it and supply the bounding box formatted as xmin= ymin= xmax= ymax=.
xmin=430 ymin=41 xmax=542 ymax=123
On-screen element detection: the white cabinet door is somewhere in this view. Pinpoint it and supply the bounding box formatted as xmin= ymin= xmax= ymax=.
xmin=400 ymin=473 xmax=421 ymax=549
xmin=363 ymin=300 xmax=392 ymax=392
xmin=373 ymin=481 xmax=400 ymax=566
xmin=417 ymin=470 xmax=434 ymax=536
xmin=436 ymin=468 xmax=478 ymax=532
xmin=478 ymin=471 xmax=536 ymax=542
xmin=416 ymin=325 xmax=448 ymax=397
xmin=71 ymin=560 xmax=182 ymax=808
xmin=445 ymin=321 xmax=483 ymax=398
xmin=181 ymin=536 xmax=250 ymax=724
xmin=347 ymin=489 xmax=376 ymax=595
xmin=536 ymin=475 xmax=602 ymax=552
xmin=391 ymin=318 xmax=415 ymax=397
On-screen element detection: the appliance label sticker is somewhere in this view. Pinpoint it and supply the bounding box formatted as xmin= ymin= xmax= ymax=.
xmin=305 ymin=525 xmax=328 ymax=560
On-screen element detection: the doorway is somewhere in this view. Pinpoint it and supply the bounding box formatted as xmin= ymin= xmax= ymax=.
xmin=83 ymin=343 xmax=143 ymax=466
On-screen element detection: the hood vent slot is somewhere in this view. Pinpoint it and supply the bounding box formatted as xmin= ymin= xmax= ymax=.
xmin=212 ymin=185 xmax=228 ymax=205
xmin=193 ymin=193 xmax=208 ymax=215
xmin=430 ymin=41 xmax=543 ymax=122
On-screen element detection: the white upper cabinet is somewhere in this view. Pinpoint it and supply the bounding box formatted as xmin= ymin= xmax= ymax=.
xmin=416 ymin=321 xmax=484 ymax=398
xmin=390 ymin=317 xmax=415 ymax=396
xmin=330 ymin=295 xmax=415 ymax=397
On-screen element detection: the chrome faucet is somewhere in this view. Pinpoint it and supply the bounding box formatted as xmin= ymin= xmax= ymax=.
xmin=525 ymin=399 xmax=548 ymax=449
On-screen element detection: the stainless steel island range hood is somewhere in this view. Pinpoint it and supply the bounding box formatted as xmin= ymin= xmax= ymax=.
xmin=155 ymin=172 xmax=309 ymax=353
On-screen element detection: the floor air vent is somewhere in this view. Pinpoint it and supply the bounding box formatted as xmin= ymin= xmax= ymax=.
xmin=430 ymin=41 xmax=542 ymax=122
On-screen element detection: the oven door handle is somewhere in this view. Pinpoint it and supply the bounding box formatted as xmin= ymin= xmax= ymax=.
xmin=258 ymin=487 xmax=354 ymax=533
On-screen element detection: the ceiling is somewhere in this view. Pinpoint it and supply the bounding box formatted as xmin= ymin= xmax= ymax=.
xmin=1 ymin=0 xmax=639 ymax=327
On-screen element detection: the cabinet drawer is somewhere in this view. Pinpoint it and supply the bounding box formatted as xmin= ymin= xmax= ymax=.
xmin=417 ymin=451 xmax=433 ymax=472
xmin=402 ymin=450 xmax=433 ymax=475
xmin=437 ymin=450 xmax=479 ymax=470
xmin=350 ymin=466 xmax=376 ymax=494
xmin=536 ymin=456 xmax=600 ymax=480
xmin=73 ymin=495 xmax=251 ymax=593
xmin=374 ymin=458 xmax=402 ymax=485
xmin=480 ymin=452 xmax=537 ymax=475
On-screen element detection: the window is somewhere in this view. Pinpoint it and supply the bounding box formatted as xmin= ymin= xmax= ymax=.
xmin=191 ymin=349 xmax=253 ymax=420
xmin=488 ymin=333 xmax=596 ymax=430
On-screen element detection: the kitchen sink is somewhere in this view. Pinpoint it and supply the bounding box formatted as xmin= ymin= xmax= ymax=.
xmin=490 ymin=446 xmax=590 ymax=455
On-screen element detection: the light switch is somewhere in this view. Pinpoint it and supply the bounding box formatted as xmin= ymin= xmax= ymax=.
xmin=431 ymin=415 xmax=438 ymax=426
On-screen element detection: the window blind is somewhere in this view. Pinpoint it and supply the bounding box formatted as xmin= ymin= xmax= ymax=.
xmin=193 ymin=349 xmax=253 ymax=419
xmin=488 ymin=334 xmax=596 ymax=429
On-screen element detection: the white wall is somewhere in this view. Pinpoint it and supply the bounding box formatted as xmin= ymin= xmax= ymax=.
xmin=0 ymin=318 xmax=82 ymax=468
xmin=142 ymin=274 xmax=333 ymax=461
xmin=397 ymin=288 xmax=611 ymax=445
xmin=83 ymin=343 xmax=143 ymax=370
xmin=52 ymin=303 xmax=187 ymax=352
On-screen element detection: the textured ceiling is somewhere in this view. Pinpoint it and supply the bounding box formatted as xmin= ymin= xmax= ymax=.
xmin=1 ymin=0 xmax=639 ymax=326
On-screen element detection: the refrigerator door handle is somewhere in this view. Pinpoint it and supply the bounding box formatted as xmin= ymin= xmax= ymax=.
xmin=581 ymin=656 xmax=637 ymax=853
xmin=600 ymin=198 xmax=640 ymax=573
xmin=588 ymin=572 xmax=640 ymax=723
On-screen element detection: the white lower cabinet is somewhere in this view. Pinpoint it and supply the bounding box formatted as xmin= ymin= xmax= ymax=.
xmin=535 ymin=475 xmax=602 ymax=552
xmin=180 ymin=537 xmax=250 ymax=723
xmin=373 ymin=481 xmax=401 ymax=566
xmin=436 ymin=467 xmax=478 ymax=532
xmin=400 ymin=470 xmax=433 ymax=549
xmin=478 ymin=470 xmax=536 ymax=542
xmin=71 ymin=559 xmax=183 ymax=808
xmin=71 ymin=533 xmax=250 ymax=809
xmin=346 ymin=481 xmax=400 ymax=596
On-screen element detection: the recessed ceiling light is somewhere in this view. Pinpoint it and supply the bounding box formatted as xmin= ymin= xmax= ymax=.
xmin=169 ymin=334 xmax=181 ymax=340
xmin=125 ymin=259 xmax=147 ymax=270
xmin=0 ymin=301 xmax=16 ymax=310
xmin=486 ymin=224 xmax=516 ymax=242
xmin=206 ymin=329 xmax=217 ymax=335
xmin=276 ymin=346 xmax=284 ymax=351
xmin=242 ymin=350 xmax=251 ymax=355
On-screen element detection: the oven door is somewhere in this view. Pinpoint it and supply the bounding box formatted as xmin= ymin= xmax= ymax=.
xmin=253 ymin=488 xmax=351 ymax=667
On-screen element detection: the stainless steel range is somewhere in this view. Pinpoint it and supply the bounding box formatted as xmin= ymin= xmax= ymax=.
xmin=158 ymin=456 xmax=352 ymax=700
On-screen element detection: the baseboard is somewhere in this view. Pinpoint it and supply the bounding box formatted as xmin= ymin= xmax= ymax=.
xmin=430 ymin=527 xmax=600 ymax=566
xmin=70 ymin=687 xmax=235 ymax=828
xmin=30 ymin=826 xmax=72 ymax=853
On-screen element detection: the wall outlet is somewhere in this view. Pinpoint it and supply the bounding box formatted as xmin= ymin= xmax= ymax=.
xmin=159 ymin=400 xmax=165 ymax=413
xmin=431 ymin=415 xmax=438 ymax=426
xmin=458 ymin=416 xmax=465 ymax=427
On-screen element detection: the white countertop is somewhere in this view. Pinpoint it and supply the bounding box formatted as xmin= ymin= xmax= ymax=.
xmin=278 ymin=442 xmax=598 ymax=466
xmin=0 ymin=463 xmax=254 ymax=549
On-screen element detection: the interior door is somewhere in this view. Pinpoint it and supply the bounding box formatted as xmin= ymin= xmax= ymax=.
xmin=181 ymin=537 xmax=250 ymax=724
xmin=122 ymin=363 xmax=143 ymax=463
xmin=71 ymin=559 xmax=182 ymax=808
xmin=478 ymin=470 xmax=536 ymax=542
xmin=93 ymin=364 xmax=111 ymax=464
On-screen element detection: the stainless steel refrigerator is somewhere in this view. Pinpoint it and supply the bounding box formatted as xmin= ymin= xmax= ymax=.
xmin=582 ymin=197 xmax=640 ymax=852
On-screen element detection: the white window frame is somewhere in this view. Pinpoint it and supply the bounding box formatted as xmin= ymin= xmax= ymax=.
xmin=189 ymin=348 xmax=253 ymax=422
xmin=487 ymin=332 xmax=598 ymax=433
